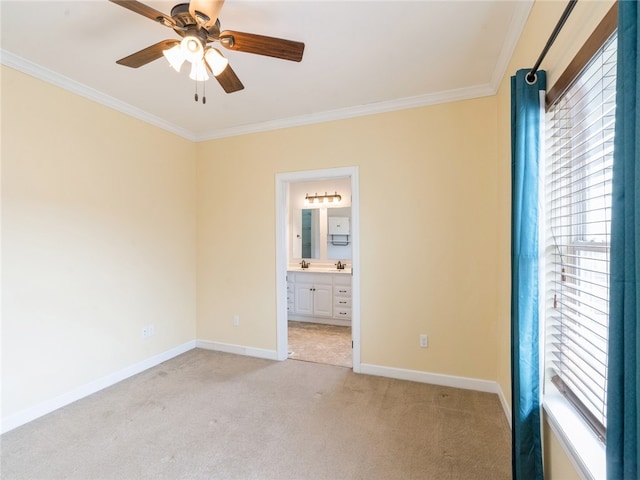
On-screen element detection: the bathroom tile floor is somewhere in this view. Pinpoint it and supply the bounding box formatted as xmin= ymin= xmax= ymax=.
xmin=287 ymin=321 xmax=352 ymax=368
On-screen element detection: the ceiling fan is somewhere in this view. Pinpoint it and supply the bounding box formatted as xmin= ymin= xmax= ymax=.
xmin=109 ymin=0 xmax=305 ymax=99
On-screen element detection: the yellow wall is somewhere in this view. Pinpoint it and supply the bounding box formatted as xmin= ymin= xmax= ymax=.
xmin=1 ymin=66 xmax=197 ymax=418
xmin=543 ymin=416 xmax=582 ymax=480
xmin=197 ymin=97 xmax=500 ymax=380
xmin=494 ymin=0 xmax=615 ymax=477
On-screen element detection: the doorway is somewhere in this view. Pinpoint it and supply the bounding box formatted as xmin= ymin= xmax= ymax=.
xmin=275 ymin=167 xmax=360 ymax=372
xmin=287 ymin=321 xmax=352 ymax=367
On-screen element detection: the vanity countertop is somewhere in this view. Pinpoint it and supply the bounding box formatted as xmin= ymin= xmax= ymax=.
xmin=288 ymin=267 xmax=351 ymax=274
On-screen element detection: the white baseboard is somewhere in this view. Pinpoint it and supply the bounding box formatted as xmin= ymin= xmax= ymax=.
xmin=196 ymin=339 xmax=279 ymax=361
xmin=496 ymin=383 xmax=512 ymax=428
xmin=1 ymin=340 xmax=196 ymax=434
xmin=360 ymin=363 xmax=512 ymax=426
xmin=2 ymin=342 xmax=513 ymax=435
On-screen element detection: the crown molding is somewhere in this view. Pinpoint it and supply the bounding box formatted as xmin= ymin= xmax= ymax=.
xmin=0 ymin=49 xmax=197 ymax=142
xmin=2 ymin=32 xmax=525 ymax=143
xmin=490 ymin=0 xmax=534 ymax=91
xmin=195 ymin=82 xmax=496 ymax=141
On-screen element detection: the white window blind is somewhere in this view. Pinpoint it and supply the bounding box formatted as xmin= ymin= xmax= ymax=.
xmin=544 ymin=32 xmax=617 ymax=440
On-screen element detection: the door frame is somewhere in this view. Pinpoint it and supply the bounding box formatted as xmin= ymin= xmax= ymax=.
xmin=275 ymin=166 xmax=361 ymax=372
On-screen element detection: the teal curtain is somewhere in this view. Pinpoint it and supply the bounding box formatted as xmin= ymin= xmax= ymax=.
xmin=511 ymin=68 xmax=545 ymax=480
xmin=606 ymin=1 xmax=639 ymax=479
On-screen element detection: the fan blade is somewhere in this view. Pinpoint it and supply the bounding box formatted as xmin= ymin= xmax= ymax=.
xmin=203 ymin=50 xmax=242 ymax=93
xmin=189 ymin=0 xmax=225 ymax=29
xmin=219 ymin=31 xmax=304 ymax=62
xmin=116 ymin=40 xmax=179 ymax=68
xmin=109 ymin=0 xmax=176 ymax=27
xmin=213 ymin=64 xmax=244 ymax=93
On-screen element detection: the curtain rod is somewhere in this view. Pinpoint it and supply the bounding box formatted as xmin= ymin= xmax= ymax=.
xmin=526 ymin=0 xmax=578 ymax=84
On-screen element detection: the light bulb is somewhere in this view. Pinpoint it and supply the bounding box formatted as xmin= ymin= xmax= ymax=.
xmin=189 ymin=60 xmax=209 ymax=82
xmin=181 ymin=35 xmax=204 ymax=64
xmin=163 ymin=44 xmax=185 ymax=72
xmin=204 ymin=48 xmax=229 ymax=76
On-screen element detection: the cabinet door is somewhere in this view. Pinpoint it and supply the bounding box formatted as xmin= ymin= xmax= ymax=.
xmin=313 ymin=284 xmax=333 ymax=317
xmin=294 ymin=283 xmax=314 ymax=315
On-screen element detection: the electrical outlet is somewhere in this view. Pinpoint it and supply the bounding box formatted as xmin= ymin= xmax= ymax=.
xmin=142 ymin=324 xmax=155 ymax=339
xmin=420 ymin=334 xmax=428 ymax=348
xmin=233 ymin=315 xmax=240 ymax=327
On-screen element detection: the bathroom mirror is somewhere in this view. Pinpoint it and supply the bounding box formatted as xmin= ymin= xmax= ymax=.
xmin=300 ymin=209 xmax=320 ymax=259
xmin=293 ymin=207 xmax=352 ymax=261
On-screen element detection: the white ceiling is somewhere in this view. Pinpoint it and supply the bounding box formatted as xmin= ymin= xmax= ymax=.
xmin=1 ymin=1 xmax=532 ymax=141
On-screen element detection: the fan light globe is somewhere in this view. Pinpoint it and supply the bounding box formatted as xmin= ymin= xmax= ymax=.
xmin=189 ymin=60 xmax=210 ymax=82
xmin=204 ymin=48 xmax=229 ymax=76
xmin=181 ymin=36 xmax=204 ymax=64
xmin=162 ymin=44 xmax=185 ymax=72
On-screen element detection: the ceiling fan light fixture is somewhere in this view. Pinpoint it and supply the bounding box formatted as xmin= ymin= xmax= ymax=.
xmin=189 ymin=60 xmax=210 ymax=82
xmin=204 ymin=47 xmax=229 ymax=76
xmin=180 ymin=35 xmax=204 ymax=64
xmin=162 ymin=44 xmax=185 ymax=72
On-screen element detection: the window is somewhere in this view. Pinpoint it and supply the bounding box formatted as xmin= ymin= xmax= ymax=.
xmin=544 ymin=31 xmax=616 ymax=442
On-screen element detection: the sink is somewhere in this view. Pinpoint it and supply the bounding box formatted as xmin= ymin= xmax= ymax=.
xmin=289 ymin=266 xmax=350 ymax=273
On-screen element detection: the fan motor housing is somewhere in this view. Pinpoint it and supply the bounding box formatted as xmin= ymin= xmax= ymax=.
xmin=171 ymin=3 xmax=220 ymax=40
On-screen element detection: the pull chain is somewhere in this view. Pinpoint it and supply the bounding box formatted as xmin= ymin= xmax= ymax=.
xmin=193 ymin=79 xmax=207 ymax=104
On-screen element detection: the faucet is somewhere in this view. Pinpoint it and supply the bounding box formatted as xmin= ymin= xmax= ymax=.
xmin=336 ymin=261 xmax=345 ymax=270
xmin=300 ymin=260 xmax=310 ymax=269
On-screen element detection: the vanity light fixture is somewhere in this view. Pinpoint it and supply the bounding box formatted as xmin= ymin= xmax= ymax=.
xmin=305 ymin=192 xmax=342 ymax=205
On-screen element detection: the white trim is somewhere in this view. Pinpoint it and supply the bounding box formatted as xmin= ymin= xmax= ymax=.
xmin=497 ymin=383 xmax=513 ymax=429
xmin=1 ymin=0 xmax=533 ymax=143
xmin=360 ymin=364 xmax=513 ymax=425
xmin=2 ymin=49 xmax=503 ymax=143
xmin=543 ymin=386 xmax=606 ymax=480
xmin=0 ymin=49 xmax=197 ymax=142
xmin=196 ymin=340 xmax=279 ymax=361
xmin=1 ymin=339 xmax=515 ymax=437
xmin=0 ymin=340 xmax=196 ymax=434
xmin=275 ymin=167 xmax=361 ymax=373
xmin=350 ymin=168 xmax=361 ymax=373
xmin=360 ymin=363 xmax=504 ymax=396
xmin=490 ymin=0 xmax=534 ymax=91
xmin=197 ymin=85 xmax=496 ymax=141
xmin=275 ymin=173 xmax=289 ymax=362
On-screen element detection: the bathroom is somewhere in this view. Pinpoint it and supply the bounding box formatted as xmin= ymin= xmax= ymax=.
xmin=286 ymin=177 xmax=353 ymax=367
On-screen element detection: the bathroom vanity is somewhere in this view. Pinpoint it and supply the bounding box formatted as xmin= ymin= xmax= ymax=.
xmin=287 ymin=270 xmax=352 ymax=326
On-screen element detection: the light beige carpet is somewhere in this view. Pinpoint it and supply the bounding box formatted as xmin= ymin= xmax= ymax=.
xmin=288 ymin=321 xmax=352 ymax=368
xmin=0 ymin=349 xmax=511 ymax=479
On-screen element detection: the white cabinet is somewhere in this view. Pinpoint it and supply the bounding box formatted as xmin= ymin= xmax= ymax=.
xmin=328 ymin=217 xmax=350 ymax=235
xmin=294 ymin=273 xmax=333 ymax=317
xmin=333 ymin=276 xmax=352 ymax=320
xmin=294 ymin=282 xmax=313 ymax=315
xmin=314 ymin=284 xmax=333 ymax=317
xmin=286 ymin=280 xmax=295 ymax=314
xmin=288 ymin=271 xmax=351 ymax=325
